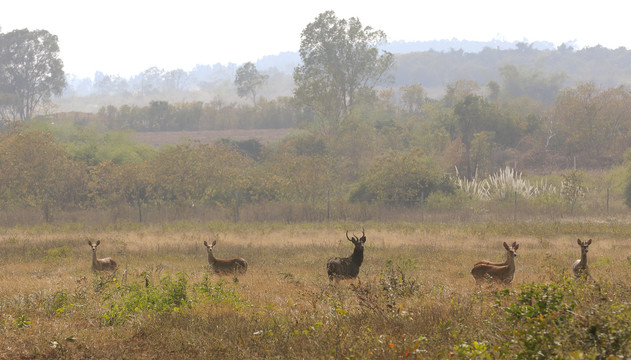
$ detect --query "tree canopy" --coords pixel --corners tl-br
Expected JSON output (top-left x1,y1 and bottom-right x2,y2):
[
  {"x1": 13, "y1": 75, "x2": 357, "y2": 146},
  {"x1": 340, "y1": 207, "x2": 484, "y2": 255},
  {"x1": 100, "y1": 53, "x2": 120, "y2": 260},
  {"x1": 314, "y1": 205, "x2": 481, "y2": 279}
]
[
  {"x1": 0, "y1": 29, "x2": 66, "y2": 120},
  {"x1": 235, "y1": 62, "x2": 268, "y2": 106},
  {"x1": 293, "y1": 10, "x2": 394, "y2": 140}
]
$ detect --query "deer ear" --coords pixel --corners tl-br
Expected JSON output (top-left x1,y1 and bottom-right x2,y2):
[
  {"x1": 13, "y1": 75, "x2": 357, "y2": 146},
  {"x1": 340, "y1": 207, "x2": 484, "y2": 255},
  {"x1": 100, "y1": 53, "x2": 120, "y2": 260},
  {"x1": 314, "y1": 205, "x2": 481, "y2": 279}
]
[
  {"x1": 513, "y1": 243, "x2": 519, "y2": 250},
  {"x1": 87, "y1": 240, "x2": 92, "y2": 246},
  {"x1": 212, "y1": 240, "x2": 217, "y2": 246},
  {"x1": 203, "y1": 241, "x2": 208, "y2": 246},
  {"x1": 503, "y1": 242, "x2": 509, "y2": 250},
  {"x1": 361, "y1": 237, "x2": 366, "y2": 244},
  {"x1": 96, "y1": 240, "x2": 101, "y2": 246},
  {"x1": 587, "y1": 239, "x2": 592, "y2": 245},
  {"x1": 577, "y1": 238, "x2": 582, "y2": 245}
]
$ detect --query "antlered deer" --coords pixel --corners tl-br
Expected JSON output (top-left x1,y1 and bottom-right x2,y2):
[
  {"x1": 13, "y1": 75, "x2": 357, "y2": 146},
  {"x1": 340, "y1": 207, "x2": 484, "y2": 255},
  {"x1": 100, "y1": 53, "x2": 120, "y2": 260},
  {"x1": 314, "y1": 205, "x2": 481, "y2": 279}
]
[
  {"x1": 327, "y1": 229, "x2": 366, "y2": 281},
  {"x1": 572, "y1": 238, "x2": 592, "y2": 279},
  {"x1": 471, "y1": 241, "x2": 519, "y2": 285},
  {"x1": 203, "y1": 240, "x2": 248, "y2": 275},
  {"x1": 87, "y1": 240, "x2": 117, "y2": 271}
]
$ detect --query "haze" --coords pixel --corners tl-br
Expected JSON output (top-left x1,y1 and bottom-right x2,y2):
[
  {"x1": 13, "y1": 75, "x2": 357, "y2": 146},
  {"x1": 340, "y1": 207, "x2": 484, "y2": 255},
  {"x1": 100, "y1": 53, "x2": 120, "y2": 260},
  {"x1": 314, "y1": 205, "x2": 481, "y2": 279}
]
[{"x1": 2, "y1": 0, "x2": 628, "y2": 78}]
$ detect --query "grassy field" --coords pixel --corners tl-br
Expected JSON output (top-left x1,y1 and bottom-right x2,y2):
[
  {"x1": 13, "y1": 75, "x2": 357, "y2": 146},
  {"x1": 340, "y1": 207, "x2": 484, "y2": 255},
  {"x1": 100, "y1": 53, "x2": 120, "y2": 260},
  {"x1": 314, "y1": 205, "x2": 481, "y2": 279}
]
[{"x1": 1, "y1": 222, "x2": 631, "y2": 359}]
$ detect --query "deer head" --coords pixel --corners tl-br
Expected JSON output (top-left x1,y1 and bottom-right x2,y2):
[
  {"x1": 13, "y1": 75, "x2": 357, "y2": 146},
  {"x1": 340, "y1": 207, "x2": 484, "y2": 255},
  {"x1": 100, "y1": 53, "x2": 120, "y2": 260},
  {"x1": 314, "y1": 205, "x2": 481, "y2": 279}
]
[
  {"x1": 87, "y1": 239, "x2": 101, "y2": 251},
  {"x1": 503, "y1": 241, "x2": 519, "y2": 256},
  {"x1": 577, "y1": 238, "x2": 592, "y2": 253},
  {"x1": 346, "y1": 228, "x2": 366, "y2": 249}
]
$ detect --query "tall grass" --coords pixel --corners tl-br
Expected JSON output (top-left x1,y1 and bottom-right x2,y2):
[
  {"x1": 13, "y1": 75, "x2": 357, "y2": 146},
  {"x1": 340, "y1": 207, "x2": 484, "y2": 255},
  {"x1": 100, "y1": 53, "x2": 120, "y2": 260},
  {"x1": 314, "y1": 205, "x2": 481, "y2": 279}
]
[
  {"x1": 456, "y1": 166, "x2": 558, "y2": 200},
  {"x1": 1, "y1": 223, "x2": 631, "y2": 358}
]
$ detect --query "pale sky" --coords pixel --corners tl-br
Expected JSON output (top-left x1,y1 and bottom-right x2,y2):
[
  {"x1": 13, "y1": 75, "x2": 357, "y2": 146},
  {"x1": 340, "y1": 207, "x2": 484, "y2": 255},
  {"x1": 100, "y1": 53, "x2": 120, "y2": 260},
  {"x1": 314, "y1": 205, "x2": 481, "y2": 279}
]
[{"x1": 2, "y1": 0, "x2": 628, "y2": 78}]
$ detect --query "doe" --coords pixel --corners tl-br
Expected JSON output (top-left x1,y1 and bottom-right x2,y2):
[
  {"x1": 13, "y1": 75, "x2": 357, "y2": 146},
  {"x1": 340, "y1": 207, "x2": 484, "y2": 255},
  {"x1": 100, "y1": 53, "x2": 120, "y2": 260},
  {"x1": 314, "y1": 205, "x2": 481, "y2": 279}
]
[
  {"x1": 572, "y1": 238, "x2": 592, "y2": 279},
  {"x1": 471, "y1": 241, "x2": 519, "y2": 285},
  {"x1": 203, "y1": 240, "x2": 248, "y2": 275},
  {"x1": 87, "y1": 239, "x2": 117, "y2": 271}
]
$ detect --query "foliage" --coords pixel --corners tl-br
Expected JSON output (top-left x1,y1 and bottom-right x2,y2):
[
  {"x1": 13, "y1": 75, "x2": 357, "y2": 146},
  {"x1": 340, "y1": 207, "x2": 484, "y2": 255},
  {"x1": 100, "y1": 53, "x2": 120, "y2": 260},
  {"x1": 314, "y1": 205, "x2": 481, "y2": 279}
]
[
  {"x1": 350, "y1": 148, "x2": 452, "y2": 205},
  {"x1": 0, "y1": 129, "x2": 84, "y2": 221},
  {"x1": 0, "y1": 28, "x2": 66, "y2": 120},
  {"x1": 192, "y1": 274, "x2": 248, "y2": 309},
  {"x1": 456, "y1": 166, "x2": 558, "y2": 201},
  {"x1": 554, "y1": 83, "x2": 631, "y2": 167},
  {"x1": 235, "y1": 62, "x2": 268, "y2": 106},
  {"x1": 293, "y1": 10, "x2": 394, "y2": 140},
  {"x1": 560, "y1": 169, "x2": 586, "y2": 212},
  {"x1": 101, "y1": 272, "x2": 189, "y2": 325}
]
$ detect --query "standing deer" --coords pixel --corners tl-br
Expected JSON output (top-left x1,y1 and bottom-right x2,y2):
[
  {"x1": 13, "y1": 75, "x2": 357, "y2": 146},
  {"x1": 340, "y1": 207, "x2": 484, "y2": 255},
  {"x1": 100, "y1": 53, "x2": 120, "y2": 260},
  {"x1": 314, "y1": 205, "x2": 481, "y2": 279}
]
[
  {"x1": 572, "y1": 238, "x2": 592, "y2": 279},
  {"x1": 471, "y1": 241, "x2": 519, "y2": 285},
  {"x1": 203, "y1": 240, "x2": 248, "y2": 275},
  {"x1": 327, "y1": 229, "x2": 366, "y2": 282},
  {"x1": 87, "y1": 240, "x2": 117, "y2": 271}
]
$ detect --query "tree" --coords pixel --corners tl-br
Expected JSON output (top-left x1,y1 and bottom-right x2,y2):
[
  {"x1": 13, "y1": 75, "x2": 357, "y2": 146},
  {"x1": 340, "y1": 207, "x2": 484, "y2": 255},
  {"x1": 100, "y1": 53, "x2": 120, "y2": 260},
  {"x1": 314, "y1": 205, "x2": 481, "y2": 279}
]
[
  {"x1": 234, "y1": 62, "x2": 268, "y2": 106},
  {"x1": 139, "y1": 67, "x2": 164, "y2": 95},
  {"x1": 553, "y1": 82, "x2": 631, "y2": 166},
  {"x1": 400, "y1": 84, "x2": 427, "y2": 113},
  {"x1": 164, "y1": 69, "x2": 189, "y2": 92},
  {"x1": 293, "y1": 10, "x2": 394, "y2": 140},
  {"x1": 349, "y1": 148, "x2": 453, "y2": 205},
  {"x1": 0, "y1": 29, "x2": 66, "y2": 120},
  {"x1": 0, "y1": 129, "x2": 84, "y2": 222},
  {"x1": 454, "y1": 95, "x2": 484, "y2": 180}
]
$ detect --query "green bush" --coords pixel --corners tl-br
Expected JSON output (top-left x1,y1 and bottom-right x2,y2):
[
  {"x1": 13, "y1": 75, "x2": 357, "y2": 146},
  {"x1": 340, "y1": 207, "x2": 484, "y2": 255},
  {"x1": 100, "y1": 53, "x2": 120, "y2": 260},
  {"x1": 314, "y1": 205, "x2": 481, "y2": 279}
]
[{"x1": 101, "y1": 272, "x2": 189, "y2": 325}]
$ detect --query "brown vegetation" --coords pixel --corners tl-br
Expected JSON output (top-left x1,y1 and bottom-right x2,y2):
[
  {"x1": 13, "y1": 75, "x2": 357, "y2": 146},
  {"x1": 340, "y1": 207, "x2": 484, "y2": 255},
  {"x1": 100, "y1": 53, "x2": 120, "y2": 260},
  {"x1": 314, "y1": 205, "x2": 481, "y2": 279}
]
[
  {"x1": 1, "y1": 223, "x2": 630, "y2": 358},
  {"x1": 134, "y1": 128, "x2": 293, "y2": 147}
]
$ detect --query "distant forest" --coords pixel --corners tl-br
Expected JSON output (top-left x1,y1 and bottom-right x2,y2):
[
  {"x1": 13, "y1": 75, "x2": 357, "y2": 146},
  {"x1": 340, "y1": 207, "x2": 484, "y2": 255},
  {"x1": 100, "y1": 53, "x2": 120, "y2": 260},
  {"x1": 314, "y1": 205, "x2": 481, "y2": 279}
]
[{"x1": 60, "y1": 40, "x2": 631, "y2": 110}]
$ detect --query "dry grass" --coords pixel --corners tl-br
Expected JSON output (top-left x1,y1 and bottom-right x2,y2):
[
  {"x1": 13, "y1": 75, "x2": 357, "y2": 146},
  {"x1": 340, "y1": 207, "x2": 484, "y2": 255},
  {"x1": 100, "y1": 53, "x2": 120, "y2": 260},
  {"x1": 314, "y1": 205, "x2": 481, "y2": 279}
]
[{"x1": 1, "y1": 223, "x2": 630, "y2": 358}]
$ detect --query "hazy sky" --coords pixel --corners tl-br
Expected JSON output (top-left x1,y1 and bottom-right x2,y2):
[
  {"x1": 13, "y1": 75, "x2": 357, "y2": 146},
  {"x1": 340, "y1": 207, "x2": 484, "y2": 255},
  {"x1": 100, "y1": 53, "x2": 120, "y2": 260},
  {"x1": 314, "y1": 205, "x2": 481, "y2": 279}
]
[{"x1": 2, "y1": 0, "x2": 628, "y2": 78}]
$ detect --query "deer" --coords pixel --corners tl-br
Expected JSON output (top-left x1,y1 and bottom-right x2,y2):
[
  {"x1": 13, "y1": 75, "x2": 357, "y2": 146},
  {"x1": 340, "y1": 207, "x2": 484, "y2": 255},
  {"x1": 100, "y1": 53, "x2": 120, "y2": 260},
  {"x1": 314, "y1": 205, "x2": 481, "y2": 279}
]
[
  {"x1": 203, "y1": 240, "x2": 248, "y2": 275},
  {"x1": 327, "y1": 229, "x2": 366, "y2": 282},
  {"x1": 471, "y1": 241, "x2": 518, "y2": 285},
  {"x1": 87, "y1": 239, "x2": 117, "y2": 271},
  {"x1": 572, "y1": 238, "x2": 592, "y2": 279}
]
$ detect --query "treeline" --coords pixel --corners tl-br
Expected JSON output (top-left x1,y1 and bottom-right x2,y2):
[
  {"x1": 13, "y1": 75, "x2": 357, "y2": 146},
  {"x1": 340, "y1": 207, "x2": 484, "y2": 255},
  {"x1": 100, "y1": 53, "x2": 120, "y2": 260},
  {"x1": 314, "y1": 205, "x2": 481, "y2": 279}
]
[
  {"x1": 94, "y1": 96, "x2": 304, "y2": 131},
  {"x1": 394, "y1": 43, "x2": 631, "y2": 92},
  {"x1": 7, "y1": 78, "x2": 631, "y2": 224},
  {"x1": 0, "y1": 124, "x2": 456, "y2": 223},
  {"x1": 62, "y1": 43, "x2": 631, "y2": 106},
  {"x1": 74, "y1": 79, "x2": 631, "y2": 171}
]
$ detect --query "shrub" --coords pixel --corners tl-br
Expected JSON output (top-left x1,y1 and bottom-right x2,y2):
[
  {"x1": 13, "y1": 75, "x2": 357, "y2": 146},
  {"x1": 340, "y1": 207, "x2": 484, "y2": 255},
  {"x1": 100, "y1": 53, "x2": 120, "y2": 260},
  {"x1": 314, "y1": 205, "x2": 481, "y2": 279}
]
[{"x1": 101, "y1": 272, "x2": 189, "y2": 325}]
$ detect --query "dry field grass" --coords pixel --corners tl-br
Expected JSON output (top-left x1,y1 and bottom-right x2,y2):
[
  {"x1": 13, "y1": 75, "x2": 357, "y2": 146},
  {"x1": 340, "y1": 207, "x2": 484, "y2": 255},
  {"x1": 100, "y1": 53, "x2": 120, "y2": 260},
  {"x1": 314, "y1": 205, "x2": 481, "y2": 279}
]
[{"x1": 1, "y1": 223, "x2": 630, "y2": 358}]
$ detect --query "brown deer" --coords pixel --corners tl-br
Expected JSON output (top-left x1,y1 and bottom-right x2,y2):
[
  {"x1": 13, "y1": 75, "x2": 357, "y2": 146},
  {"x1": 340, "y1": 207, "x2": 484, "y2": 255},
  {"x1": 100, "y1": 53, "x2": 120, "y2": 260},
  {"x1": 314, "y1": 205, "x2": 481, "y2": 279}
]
[
  {"x1": 471, "y1": 241, "x2": 518, "y2": 285},
  {"x1": 203, "y1": 240, "x2": 248, "y2": 275},
  {"x1": 327, "y1": 229, "x2": 366, "y2": 282},
  {"x1": 87, "y1": 240, "x2": 117, "y2": 271},
  {"x1": 572, "y1": 238, "x2": 592, "y2": 279}
]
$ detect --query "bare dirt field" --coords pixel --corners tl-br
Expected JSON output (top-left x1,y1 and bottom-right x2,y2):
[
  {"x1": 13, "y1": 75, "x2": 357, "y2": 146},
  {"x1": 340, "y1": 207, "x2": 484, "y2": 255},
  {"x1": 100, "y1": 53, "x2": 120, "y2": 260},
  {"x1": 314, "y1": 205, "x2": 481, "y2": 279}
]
[{"x1": 134, "y1": 128, "x2": 294, "y2": 147}]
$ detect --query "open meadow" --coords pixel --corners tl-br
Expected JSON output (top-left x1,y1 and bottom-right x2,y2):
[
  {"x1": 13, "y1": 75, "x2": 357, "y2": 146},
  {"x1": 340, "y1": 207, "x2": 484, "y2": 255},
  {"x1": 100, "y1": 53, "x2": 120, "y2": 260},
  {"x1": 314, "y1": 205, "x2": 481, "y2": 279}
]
[{"x1": 1, "y1": 222, "x2": 631, "y2": 359}]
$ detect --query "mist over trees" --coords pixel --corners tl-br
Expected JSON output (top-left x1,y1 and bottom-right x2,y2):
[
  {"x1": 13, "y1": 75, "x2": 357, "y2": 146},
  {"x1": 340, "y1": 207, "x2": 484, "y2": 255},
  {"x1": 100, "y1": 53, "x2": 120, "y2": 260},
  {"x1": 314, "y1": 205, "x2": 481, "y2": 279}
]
[{"x1": 4, "y1": 11, "x2": 631, "y2": 224}]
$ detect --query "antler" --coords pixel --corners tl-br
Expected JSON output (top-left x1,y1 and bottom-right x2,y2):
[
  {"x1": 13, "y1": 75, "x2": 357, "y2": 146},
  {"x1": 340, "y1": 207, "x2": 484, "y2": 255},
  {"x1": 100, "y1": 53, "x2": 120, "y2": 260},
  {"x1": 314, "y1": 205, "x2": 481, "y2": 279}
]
[{"x1": 346, "y1": 231, "x2": 352, "y2": 241}]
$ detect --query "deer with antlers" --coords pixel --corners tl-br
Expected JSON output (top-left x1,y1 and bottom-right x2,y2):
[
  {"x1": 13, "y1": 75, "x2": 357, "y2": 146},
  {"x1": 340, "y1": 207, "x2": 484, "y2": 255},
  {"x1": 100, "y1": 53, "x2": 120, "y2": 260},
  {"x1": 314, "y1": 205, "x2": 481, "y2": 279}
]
[
  {"x1": 471, "y1": 241, "x2": 519, "y2": 285},
  {"x1": 572, "y1": 238, "x2": 592, "y2": 279},
  {"x1": 327, "y1": 229, "x2": 366, "y2": 282},
  {"x1": 203, "y1": 240, "x2": 248, "y2": 275},
  {"x1": 87, "y1": 240, "x2": 117, "y2": 271}
]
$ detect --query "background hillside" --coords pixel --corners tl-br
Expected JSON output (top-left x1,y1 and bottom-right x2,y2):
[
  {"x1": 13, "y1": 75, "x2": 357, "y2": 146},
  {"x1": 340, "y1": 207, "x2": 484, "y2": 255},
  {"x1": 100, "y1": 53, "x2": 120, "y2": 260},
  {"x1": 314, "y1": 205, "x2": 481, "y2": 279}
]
[{"x1": 58, "y1": 39, "x2": 631, "y2": 112}]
